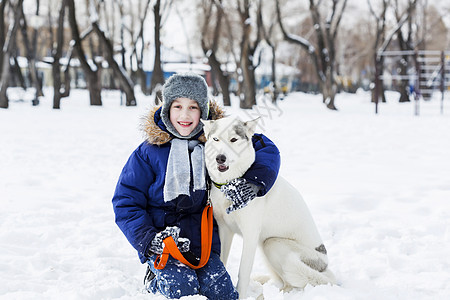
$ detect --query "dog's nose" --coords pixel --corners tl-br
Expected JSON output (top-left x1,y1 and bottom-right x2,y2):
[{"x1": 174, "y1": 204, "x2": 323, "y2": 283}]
[{"x1": 216, "y1": 154, "x2": 227, "y2": 164}]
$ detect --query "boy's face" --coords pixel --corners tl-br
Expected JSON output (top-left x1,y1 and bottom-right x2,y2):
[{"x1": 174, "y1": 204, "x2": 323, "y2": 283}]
[{"x1": 169, "y1": 98, "x2": 201, "y2": 137}]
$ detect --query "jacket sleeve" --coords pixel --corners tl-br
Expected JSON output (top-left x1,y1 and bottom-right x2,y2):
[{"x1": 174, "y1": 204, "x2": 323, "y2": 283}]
[
  {"x1": 112, "y1": 143, "x2": 158, "y2": 260},
  {"x1": 242, "y1": 133, "x2": 281, "y2": 196}
]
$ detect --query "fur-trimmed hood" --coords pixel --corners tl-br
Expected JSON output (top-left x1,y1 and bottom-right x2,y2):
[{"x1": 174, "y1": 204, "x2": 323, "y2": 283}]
[{"x1": 141, "y1": 100, "x2": 225, "y2": 146}]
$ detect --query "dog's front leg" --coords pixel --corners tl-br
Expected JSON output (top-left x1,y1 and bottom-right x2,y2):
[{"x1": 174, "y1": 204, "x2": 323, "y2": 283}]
[
  {"x1": 218, "y1": 225, "x2": 234, "y2": 266},
  {"x1": 236, "y1": 229, "x2": 259, "y2": 298}
]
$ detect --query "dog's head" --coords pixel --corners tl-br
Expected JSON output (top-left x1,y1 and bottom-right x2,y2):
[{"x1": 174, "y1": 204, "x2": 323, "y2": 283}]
[{"x1": 201, "y1": 117, "x2": 259, "y2": 184}]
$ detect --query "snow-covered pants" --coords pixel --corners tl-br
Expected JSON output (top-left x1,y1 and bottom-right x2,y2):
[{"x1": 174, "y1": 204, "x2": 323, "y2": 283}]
[{"x1": 146, "y1": 252, "x2": 238, "y2": 299}]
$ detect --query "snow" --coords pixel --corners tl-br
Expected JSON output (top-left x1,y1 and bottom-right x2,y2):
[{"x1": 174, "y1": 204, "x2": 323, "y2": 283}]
[{"x1": 1, "y1": 87, "x2": 450, "y2": 299}]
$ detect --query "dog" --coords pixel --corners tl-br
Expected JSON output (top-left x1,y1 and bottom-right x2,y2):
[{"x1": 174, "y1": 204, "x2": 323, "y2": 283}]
[{"x1": 201, "y1": 117, "x2": 336, "y2": 298}]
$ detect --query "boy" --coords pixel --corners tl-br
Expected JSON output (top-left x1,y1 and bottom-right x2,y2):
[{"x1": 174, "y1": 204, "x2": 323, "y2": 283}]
[{"x1": 112, "y1": 73, "x2": 280, "y2": 299}]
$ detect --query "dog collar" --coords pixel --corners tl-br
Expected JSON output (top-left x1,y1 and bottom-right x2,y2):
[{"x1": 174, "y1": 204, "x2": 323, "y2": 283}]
[
  {"x1": 211, "y1": 177, "x2": 244, "y2": 189},
  {"x1": 211, "y1": 180, "x2": 226, "y2": 189}
]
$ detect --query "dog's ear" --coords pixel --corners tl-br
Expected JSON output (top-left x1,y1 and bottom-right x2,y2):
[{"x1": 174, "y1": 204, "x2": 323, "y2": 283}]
[
  {"x1": 200, "y1": 119, "x2": 213, "y2": 138},
  {"x1": 244, "y1": 117, "x2": 259, "y2": 137}
]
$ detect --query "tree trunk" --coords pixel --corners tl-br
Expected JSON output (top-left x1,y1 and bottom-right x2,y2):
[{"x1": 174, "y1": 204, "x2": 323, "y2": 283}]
[
  {"x1": 66, "y1": 0, "x2": 102, "y2": 106},
  {"x1": 19, "y1": 2, "x2": 44, "y2": 102},
  {"x1": 150, "y1": 0, "x2": 165, "y2": 104},
  {"x1": 368, "y1": 0, "x2": 388, "y2": 104},
  {"x1": 321, "y1": 73, "x2": 338, "y2": 110},
  {"x1": 240, "y1": 53, "x2": 256, "y2": 109},
  {"x1": 372, "y1": 56, "x2": 387, "y2": 103},
  {"x1": 0, "y1": 0, "x2": 7, "y2": 75},
  {"x1": 371, "y1": 85, "x2": 387, "y2": 103},
  {"x1": 324, "y1": 69, "x2": 338, "y2": 110},
  {"x1": 118, "y1": 1, "x2": 126, "y2": 74},
  {"x1": 52, "y1": 0, "x2": 70, "y2": 109},
  {"x1": 85, "y1": 73, "x2": 102, "y2": 105},
  {"x1": 395, "y1": 0, "x2": 416, "y2": 103},
  {"x1": 12, "y1": 54, "x2": 26, "y2": 89},
  {"x1": 0, "y1": 0, "x2": 23, "y2": 108},
  {"x1": 0, "y1": 53, "x2": 11, "y2": 108},
  {"x1": 52, "y1": 62, "x2": 63, "y2": 109},
  {"x1": 129, "y1": 0, "x2": 152, "y2": 95},
  {"x1": 238, "y1": 0, "x2": 258, "y2": 109},
  {"x1": 52, "y1": 72, "x2": 62, "y2": 108},
  {"x1": 208, "y1": 52, "x2": 231, "y2": 106},
  {"x1": 396, "y1": 32, "x2": 412, "y2": 103},
  {"x1": 257, "y1": 0, "x2": 278, "y2": 103},
  {"x1": 92, "y1": 22, "x2": 136, "y2": 106},
  {"x1": 137, "y1": 66, "x2": 149, "y2": 95},
  {"x1": 200, "y1": 0, "x2": 231, "y2": 106},
  {"x1": 269, "y1": 45, "x2": 278, "y2": 103},
  {"x1": 137, "y1": 31, "x2": 149, "y2": 95},
  {"x1": 398, "y1": 55, "x2": 410, "y2": 103}
]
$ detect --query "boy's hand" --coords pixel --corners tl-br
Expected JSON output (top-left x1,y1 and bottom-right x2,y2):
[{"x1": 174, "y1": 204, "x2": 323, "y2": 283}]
[
  {"x1": 220, "y1": 178, "x2": 259, "y2": 214},
  {"x1": 148, "y1": 226, "x2": 190, "y2": 255}
]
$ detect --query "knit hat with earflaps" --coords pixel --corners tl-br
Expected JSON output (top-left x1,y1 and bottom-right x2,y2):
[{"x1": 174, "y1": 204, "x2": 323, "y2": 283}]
[{"x1": 160, "y1": 73, "x2": 210, "y2": 139}]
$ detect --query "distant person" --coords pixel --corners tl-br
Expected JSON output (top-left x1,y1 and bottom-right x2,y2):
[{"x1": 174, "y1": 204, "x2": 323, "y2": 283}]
[{"x1": 112, "y1": 73, "x2": 280, "y2": 299}]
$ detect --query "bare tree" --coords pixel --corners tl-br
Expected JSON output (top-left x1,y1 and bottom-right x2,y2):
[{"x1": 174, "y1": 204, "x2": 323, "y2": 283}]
[
  {"x1": 368, "y1": 0, "x2": 389, "y2": 103},
  {"x1": 91, "y1": 20, "x2": 137, "y2": 106},
  {"x1": 415, "y1": 0, "x2": 434, "y2": 100},
  {"x1": 394, "y1": 0, "x2": 417, "y2": 102},
  {"x1": 67, "y1": 0, "x2": 102, "y2": 106},
  {"x1": 82, "y1": 0, "x2": 137, "y2": 106},
  {"x1": 236, "y1": 0, "x2": 262, "y2": 109},
  {"x1": 150, "y1": 0, "x2": 173, "y2": 104},
  {"x1": 0, "y1": 0, "x2": 23, "y2": 109},
  {"x1": 117, "y1": 0, "x2": 126, "y2": 76},
  {"x1": 50, "y1": 0, "x2": 71, "y2": 109},
  {"x1": 368, "y1": 0, "x2": 419, "y2": 105},
  {"x1": 11, "y1": 52, "x2": 25, "y2": 89},
  {"x1": 200, "y1": 0, "x2": 231, "y2": 106},
  {"x1": 86, "y1": 0, "x2": 101, "y2": 64},
  {"x1": 257, "y1": 0, "x2": 279, "y2": 103},
  {"x1": 0, "y1": 0, "x2": 7, "y2": 76},
  {"x1": 277, "y1": 0, "x2": 348, "y2": 110},
  {"x1": 18, "y1": 0, "x2": 44, "y2": 104},
  {"x1": 130, "y1": 0, "x2": 152, "y2": 95}
]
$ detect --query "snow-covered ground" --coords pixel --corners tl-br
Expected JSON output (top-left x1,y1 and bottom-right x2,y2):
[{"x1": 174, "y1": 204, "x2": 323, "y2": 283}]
[{"x1": 1, "y1": 88, "x2": 449, "y2": 299}]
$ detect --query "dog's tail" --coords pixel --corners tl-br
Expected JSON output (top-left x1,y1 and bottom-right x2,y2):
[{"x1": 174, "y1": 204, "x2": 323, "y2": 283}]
[{"x1": 262, "y1": 238, "x2": 336, "y2": 289}]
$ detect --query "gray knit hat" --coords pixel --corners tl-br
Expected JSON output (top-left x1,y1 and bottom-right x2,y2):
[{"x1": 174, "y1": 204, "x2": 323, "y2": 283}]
[{"x1": 161, "y1": 73, "x2": 209, "y2": 139}]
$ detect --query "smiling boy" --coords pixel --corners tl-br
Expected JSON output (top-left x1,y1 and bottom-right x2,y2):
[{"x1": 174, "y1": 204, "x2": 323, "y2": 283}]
[{"x1": 112, "y1": 73, "x2": 280, "y2": 299}]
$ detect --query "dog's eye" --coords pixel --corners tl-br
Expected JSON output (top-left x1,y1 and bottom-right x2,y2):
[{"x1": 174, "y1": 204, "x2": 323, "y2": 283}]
[
  {"x1": 230, "y1": 138, "x2": 238, "y2": 143},
  {"x1": 213, "y1": 137, "x2": 219, "y2": 142}
]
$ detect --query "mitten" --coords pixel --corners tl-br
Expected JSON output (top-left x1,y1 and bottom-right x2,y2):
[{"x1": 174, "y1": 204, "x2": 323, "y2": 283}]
[
  {"x1": 220, "y1": 178, "x2": 260, "y2": 214},
  {"x1": 148, "y1": 226, "x2": 190, "y2": 255}
]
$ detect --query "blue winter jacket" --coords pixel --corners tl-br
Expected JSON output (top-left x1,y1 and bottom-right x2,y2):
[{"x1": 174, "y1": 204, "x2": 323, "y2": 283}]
[{"x1": 112, "y1": 103, "x2": 281, "y2": 263}]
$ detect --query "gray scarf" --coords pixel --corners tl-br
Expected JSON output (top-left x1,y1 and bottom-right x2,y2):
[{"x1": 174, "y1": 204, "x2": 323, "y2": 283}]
[{"x1": 163, "y1": 139, "x2": 206, "y2": 202}]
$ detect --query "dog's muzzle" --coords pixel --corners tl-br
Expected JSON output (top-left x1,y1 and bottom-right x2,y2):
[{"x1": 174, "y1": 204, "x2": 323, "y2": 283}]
[{"x1": 216, "y1": 154, "x2": 229, "y2": 172}]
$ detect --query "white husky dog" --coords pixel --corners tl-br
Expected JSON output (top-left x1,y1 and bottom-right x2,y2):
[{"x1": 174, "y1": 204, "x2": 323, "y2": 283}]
[{"x1": 201, "y1": 117, "x2": 335, "y2": 298}]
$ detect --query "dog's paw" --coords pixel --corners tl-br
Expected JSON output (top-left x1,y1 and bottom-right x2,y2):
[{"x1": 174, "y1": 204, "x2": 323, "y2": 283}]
[{"x1": 253, "y1": 274, "x2": 271, "y2": 285}]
